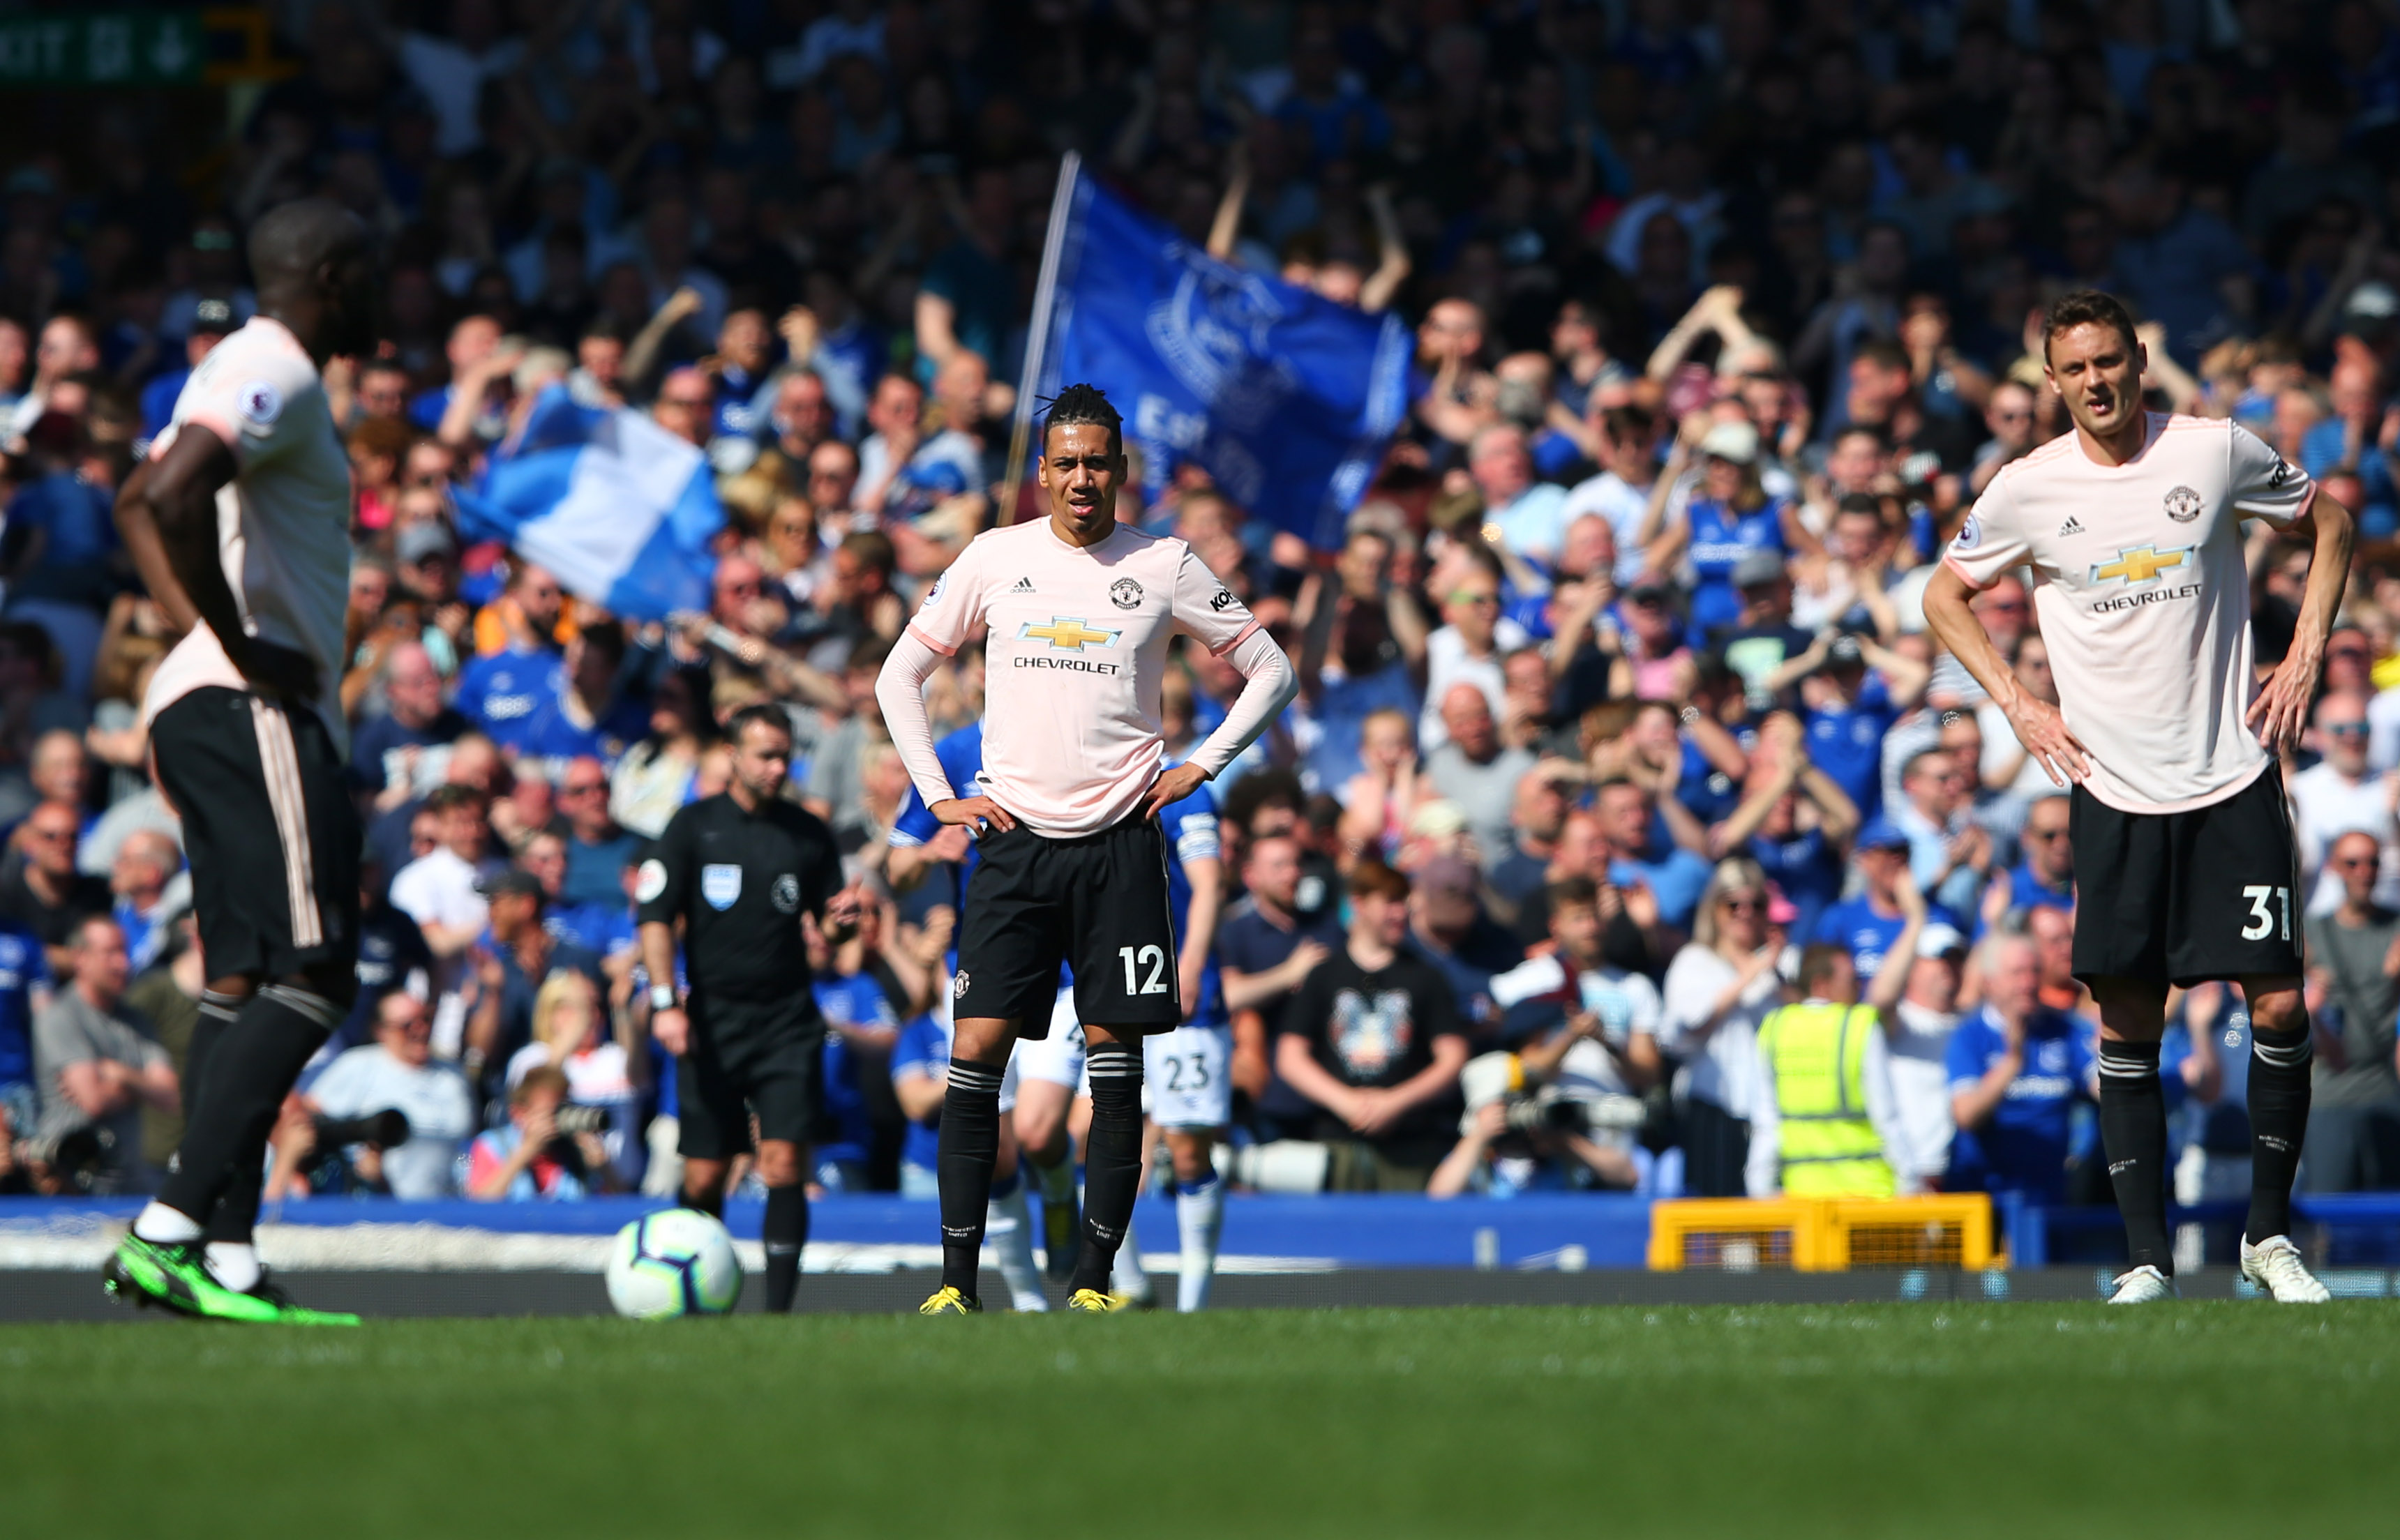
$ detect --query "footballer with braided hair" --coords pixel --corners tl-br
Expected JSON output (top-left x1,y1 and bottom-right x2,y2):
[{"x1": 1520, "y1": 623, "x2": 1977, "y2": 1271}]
[{"x1": 878, "y1": 384, "x2": 1297, "y2": 1314}]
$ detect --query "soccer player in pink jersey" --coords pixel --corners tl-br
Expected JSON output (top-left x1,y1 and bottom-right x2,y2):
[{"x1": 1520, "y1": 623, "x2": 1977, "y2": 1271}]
[
  {"x1": 103, "y1": 201, "x2": 377, "y2": 1324},
  {"x1": 1925, "y1": 290, "x2": 2351, "y2": 1304},
  {"x1": 877, "y1": 385, "x2": 1297, "y2": 1313}
]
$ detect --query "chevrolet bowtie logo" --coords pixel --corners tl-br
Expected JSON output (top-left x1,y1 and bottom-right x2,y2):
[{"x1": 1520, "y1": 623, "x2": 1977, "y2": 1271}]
[
  {"x1": 2092, "y1": 545, "x2": 2191, "y2": 584},
  {"x1": 1019, "y1": 617, "x2": 1121, "y2": 651}
]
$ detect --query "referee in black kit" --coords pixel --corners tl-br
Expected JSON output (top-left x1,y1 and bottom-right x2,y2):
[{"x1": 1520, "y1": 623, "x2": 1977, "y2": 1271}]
[{"x1": 638, "y1": 703, "x2": 860, "y2": 1312}]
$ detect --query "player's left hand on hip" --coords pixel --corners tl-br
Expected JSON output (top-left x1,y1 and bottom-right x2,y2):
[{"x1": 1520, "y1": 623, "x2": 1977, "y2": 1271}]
[
  {"x1": 1142, "y1": 762, "x2": 1209, "y2": 819},
  {"x1": 2247, "y1": 654, "x2": 2316, "y2": 753}
]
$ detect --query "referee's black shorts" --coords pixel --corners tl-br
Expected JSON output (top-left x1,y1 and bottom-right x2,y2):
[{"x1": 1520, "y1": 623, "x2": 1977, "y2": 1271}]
[
  {"x1": 676, "y1": 992, "x2": 823, "y2": 1160},
  {"x1": 955, "y1": 814, "x2": 1182, "y2": 1034},
  {"x1": 2070, "y1": 764, "x2": 2304, "y2": 988},
  {"x1": 151, "y1": 687, "x2": 360, "y2": 981}
]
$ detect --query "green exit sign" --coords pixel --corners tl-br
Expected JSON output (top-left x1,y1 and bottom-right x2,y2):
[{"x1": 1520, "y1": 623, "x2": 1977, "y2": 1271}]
[{"x1": 0, "y1": 11, "x2": 204, "y2": 87}]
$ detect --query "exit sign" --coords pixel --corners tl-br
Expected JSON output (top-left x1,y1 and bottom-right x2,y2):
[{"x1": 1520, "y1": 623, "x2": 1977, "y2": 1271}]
[{"x1": 0, "y1": 11, "x2": 204, "y2": 87}]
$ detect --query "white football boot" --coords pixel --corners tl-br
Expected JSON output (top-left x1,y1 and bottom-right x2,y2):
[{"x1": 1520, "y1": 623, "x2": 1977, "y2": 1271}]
[
  {"x1": 2106, "y1": 1264, "x2": 2177, "y2": 1304},
  {"x1": 2240, "y1": 1235, "x2": 2332, "y2": 1302}
]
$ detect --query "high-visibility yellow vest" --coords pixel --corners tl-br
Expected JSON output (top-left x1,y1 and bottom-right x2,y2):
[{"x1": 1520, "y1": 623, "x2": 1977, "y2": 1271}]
[{"x1": 1757, "y1": 1000, "x2": 1895, "y2": 1198}]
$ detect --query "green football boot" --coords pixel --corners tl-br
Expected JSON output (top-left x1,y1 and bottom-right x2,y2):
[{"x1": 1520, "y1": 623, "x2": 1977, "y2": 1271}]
[{"x1": 102, "y1": 1234, "x2": 284, "y2": 1324}]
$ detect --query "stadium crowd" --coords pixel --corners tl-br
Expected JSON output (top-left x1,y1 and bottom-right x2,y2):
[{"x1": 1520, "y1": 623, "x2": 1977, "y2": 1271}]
[{"x1": 5, "y1": 0, "x2": 2400, "y2": 1228}]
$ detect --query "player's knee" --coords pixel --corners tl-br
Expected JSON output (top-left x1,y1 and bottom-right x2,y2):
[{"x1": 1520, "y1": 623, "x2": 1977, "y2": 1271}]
[
  {"x1": 2245, "y1": 983, "x2": 2307, "y2": 1036},
  {"x1": 753, "y1": 1141, "x2": 804, "y2": 1188},
  {"x1": 682, "y1": 1158, "x2": 729, "y2": 1202},
  {"x1": 1166, "y1": 1135, "x2": 1215, "y2": 1184}
]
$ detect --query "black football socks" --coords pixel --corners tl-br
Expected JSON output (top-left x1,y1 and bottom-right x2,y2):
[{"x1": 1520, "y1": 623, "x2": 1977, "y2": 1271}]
[
  {"x1": 763, "y1": 1182, "x2": 809, "y2": 1312},
  {"x1": 2097, "y1": 1037, "x2": 2173, "y2": 1273},
  {"x1": 1071, "y1": 1043, "x2": 1144, "y2": 1296},
  {"x1": 936, "y1": 1059, "x2": 1007, "y2": 1297},
  {"x1": 151, "y1": 985, "x2": 337, "y2": 1239},
  {"x1": 2246, "y1": 1022, "x2": 2314, "y2": 1244}
]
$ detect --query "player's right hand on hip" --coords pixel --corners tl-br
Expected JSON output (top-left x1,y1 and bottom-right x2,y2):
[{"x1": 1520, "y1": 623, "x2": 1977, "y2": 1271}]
[{"x1": 931, "y1": 795, "x2": 1015, "y2": 833}]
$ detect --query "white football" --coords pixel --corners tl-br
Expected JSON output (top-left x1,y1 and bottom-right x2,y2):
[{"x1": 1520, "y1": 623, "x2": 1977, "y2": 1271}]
[{"x1": 606, "y1": 1208, "x2": 744, "y2": 1318}]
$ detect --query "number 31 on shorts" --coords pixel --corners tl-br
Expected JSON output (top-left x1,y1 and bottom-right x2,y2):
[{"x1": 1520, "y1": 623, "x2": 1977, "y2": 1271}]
[{"x1": 2240, "y1": 884, "x2": 2291, "y2": 942}]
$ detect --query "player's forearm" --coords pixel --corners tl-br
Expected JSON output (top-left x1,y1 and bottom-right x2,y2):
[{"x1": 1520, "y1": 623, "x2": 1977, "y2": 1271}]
[
  {"x1": 1921, "y1": 565, "x2": 2023, "y2": 714},
  {"x1": 1187, "y1": 631, "x2": 1297, "y2": 779},
  {"x1": 110, "y1": 462, "x2": 202, "y2": 634},
  {"x1": 873, "y1": 631, "x2": 954, "y2": 810},
  {"x1": 2291, "y1": 490, "x2": 2357, "y2": 656}
]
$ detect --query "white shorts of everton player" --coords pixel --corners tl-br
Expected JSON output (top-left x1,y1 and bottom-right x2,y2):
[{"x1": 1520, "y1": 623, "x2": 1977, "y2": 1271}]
[
  {"x1": 1013, "y1": 986, "x2": 1089, "y2": 1091},
  {"x1": 1143, "y1": 1023, "x2": 1233, "y2": 1131}
]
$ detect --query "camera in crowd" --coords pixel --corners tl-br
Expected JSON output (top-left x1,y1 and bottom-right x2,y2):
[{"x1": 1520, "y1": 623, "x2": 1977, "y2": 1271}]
[
  {"x1": 1460, "y1": 1052, "x2": 1645, "y2": 1141},
  {"x1": 313, "y1": 1109, "x2": 412, "y2": 1151},
  {"x1": 550, "y1": 1105, "x2": 610, "y2": 1138}
]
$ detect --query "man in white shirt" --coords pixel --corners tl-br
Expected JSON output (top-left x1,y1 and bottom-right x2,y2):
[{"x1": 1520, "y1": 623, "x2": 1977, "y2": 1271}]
[
  {"x1": 387, "y1": 785, "x2": 502, "y2": 1057},
  {"x1": 1471, "y1": 424, "x2": 1571, "y2": 564},
  {"x1": 1559, "y1": 402, "x2": 1664, "y2": 584},
  {"x1": 1884, "y1": 923, "x2": 1968, "y2": 1191},
  {"x1": 303, "y1": 991, "x2": 474, "y2": 1200},
  {"x1": 2290, "y1": 691, "x2": 2398, "y2": 914},
  {"x1": 1418, "y1": 559, "x2": 1528, "y2": 751}
]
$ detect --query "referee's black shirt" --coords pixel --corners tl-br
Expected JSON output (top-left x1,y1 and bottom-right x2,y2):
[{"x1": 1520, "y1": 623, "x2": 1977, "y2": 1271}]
[{"x1": 635, "y1": 792, "x2": 846, "y2": 1002}]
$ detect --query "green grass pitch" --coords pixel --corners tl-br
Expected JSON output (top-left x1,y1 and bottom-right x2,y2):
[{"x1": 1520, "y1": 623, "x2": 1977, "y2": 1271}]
[{"x1": 6, "y1": 1302, "x2": 2397, "y2": 1537}]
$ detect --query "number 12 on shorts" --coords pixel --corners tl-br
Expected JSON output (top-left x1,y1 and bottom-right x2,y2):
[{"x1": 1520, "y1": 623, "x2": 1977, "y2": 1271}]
[
  {"x1": 1119, "y1": 944, "x2": 1170, "y2": 994},
  {"x1": 2240, "y1": 884, "x2": 2291, "y2": 942}
]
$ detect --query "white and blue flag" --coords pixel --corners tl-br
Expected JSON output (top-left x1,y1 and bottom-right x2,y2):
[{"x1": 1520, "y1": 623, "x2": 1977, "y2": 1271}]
[
  {"x1": 1033, "y1": 165, "x2": 1416, "y2": 550},
  {"x1": 453, "y1": 386, "x2": 723, "y2": 621}
]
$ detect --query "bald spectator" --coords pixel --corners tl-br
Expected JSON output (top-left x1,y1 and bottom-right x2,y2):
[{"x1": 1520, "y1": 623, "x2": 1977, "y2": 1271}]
[
  {"x1": 0, "y1": 799, "x2": 113, "y2": 976},
  {"x1": 108, "y1": 831, "x2": 183, "y2": 974},
  {"x1": 1592, "y1": 778, "x2": 1714, "y2": 931},
  {"x1": 28, "y1": 916, "x2": 173, "y2": 1195},
  {"x1": 1426, "y1": 685, "x2": 1537, "y2": 870},
  {"x1": 1471, "y1": 423, "x2": 1572, "y2": 564},
  {"x1": 651, "y1": 363, "x2": 715, "y2": 448},
  {"x1": 348, "y1": 641, "x2": 472, "y2": 805},
  {"x1": 555, "y1": 756, "x2": 640, "y2": 912},
  {"x1": 1419, "y1": 554, "x2": 1527, "y2": 752}
]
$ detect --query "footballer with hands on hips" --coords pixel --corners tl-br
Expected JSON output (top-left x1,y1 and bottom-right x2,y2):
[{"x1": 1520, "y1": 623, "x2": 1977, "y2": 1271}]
[
  {"x1": 876, "y1": 384, "x2": 1298, "y2": 1315},
  {"x1": 637, "y1": 702, "x2": 865, "y2": 1313},
  {"x1": 105, "y1": 200, "x2": 377, "y2": 1326},
  {"x1": 1923, "y1": 289, "x2": 2350, "y2": 1306}
]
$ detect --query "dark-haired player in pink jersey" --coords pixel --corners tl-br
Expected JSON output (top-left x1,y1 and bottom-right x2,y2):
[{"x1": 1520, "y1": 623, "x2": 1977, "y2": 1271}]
[
  {"x1": 878, "y1": 385, "x2": 1296, "y2": 1313},
  {"x1": 1926, "y1": 289, "x2": 2350, "y2": 1305}
]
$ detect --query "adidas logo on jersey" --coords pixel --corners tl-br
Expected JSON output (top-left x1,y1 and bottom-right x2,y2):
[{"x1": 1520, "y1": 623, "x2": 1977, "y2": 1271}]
[
  {"x1": 2058, "y1": 516, "x2": 2085, "y2": 536},
  {"x1": 1010, "y1": 576, "x2": 1035, "y2": 593}
]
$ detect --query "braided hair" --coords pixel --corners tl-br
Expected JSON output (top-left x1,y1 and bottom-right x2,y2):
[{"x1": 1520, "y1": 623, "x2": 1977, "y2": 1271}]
[{"x1": 1041, "y1": 382, "x2": 1124, "y2": 455}]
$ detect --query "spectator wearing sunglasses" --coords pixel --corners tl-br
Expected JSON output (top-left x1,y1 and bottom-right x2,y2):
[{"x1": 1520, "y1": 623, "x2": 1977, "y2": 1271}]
[
  {"x1": 2300, "y1": 830, "x2": 2400, "y2": 1192},
  {"x1": 1988, "y1": 792, "x2": 2076, "y2": 928},
  {"x1": 2291, "y1": 693, "x2": 2398, "y2": 916}
]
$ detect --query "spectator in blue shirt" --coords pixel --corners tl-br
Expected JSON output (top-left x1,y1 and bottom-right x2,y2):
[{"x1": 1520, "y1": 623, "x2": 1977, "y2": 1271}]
[
  {"x1": 1985, "y1": 792, "x2": 2075, "y2": 930},
  {"x1": 1946, "y1": 934, "x2": 2095, "y2": 1204},
  {"x1": 454, "y1": 564, "x2": 567, "y2": 749},
  {"x1": 813, "y1": 958, "x2": 897, "y2": 1193},
  {"x1": 515, "y1": 622, "x2": 652, "y2": 782},
  {"x1": 1593, "y1": 778, "x2": 1713, "y2": 930},
  {"x1": 0, "y1": 912, "x2": 49, "y2": 1182},
  {"x1": 1813, "y1": 820, "x2": 1961, "y2": 981},
  {"x1": 347, "y1": 641, "x2": 472, "y2": 800},
  {"x1": 553, "y1": 757, "x2": 643, "y2": 915},
  {"x1": 1296, "y1": 581, "x2": 1425, "y2": 795},
  {"x1": 137, "y1": 298, "x2": 234, "y2": 439},
  {"x1": 1711, "y1": 712, "x2": 1859, "y2": 942},
  {"x1": 889, "y1": 1011, "x2": 952, "y2": 1197},
  {"x1": 1789, "y1": 632, "x2": 1926, "y2": 821}
]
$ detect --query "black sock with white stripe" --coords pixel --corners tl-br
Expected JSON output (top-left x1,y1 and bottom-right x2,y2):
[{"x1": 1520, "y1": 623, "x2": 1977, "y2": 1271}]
[
  {"x1": 155, "y1": 986, "x2": 338, "y2": 1232},
  {"x1": 2246, "y1": 1023, "x2": 2313, "y2": 1245},
  {"x1": 1071, "y1": 1042, "x2": 1144, "y2": 1296},
  {"x1": 936, "y1": 1059, "x2": 1007, "y2": 1297},
  {"x1": 2097, "y1": 1038, "x2": 2173, "y2": 1273},
  {"x1": 763, "y1": 1183, "x2": 809, "y2": 1312}
]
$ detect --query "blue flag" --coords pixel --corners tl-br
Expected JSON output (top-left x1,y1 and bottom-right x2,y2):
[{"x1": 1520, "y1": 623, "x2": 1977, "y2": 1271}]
[
  {"x1": 1035, "y1": 167, "x2": 1414, "y2": 550},
  {"x1": 451, "y1": 386, "x2": 723, "y2": 621}
]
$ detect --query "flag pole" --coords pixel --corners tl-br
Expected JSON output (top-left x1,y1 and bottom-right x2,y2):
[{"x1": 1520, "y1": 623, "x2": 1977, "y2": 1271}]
[{"x1": 1001, "y1": 150, "x2": 1081, "y2": 526}]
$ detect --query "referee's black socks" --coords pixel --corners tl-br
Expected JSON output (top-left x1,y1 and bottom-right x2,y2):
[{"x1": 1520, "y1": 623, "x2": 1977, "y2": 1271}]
[
  {"x1": 2246, "y1": 1020, "x2": 2314, "y2": 1244},
  {"x1": 763, "y1": 1184, "x2": 809, "y2": 1313},
  {"x1": 2097, "y1": 1038, "x2": 2173, "y2": 1272},
  {"x1": 936, "y1": 1059, "x2": 1007, "y2": 1297},
  {"x1": 1071, "y1": 1042, "x2": 1143, "y2": 1297}
]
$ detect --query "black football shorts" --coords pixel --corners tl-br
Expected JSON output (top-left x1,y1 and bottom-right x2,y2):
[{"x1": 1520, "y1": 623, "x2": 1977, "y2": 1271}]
[
  {"x1": 151, "y1": 687, "x2": 361, "y2": 981},
  {"x1": 954, "y1": 814, "x2": 1182, "y2": 1034},
  {"x1": 2070, "y1": 764, "x2": 2305, "y2": 987},
  {"x1": 676, "y1": 991, "x2": 823, "y2": 1159}
]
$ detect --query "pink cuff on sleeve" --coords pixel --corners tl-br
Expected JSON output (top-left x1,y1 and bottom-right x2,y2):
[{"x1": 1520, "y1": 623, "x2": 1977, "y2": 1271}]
[
  {"x1": 1208, "y1": 618, "x2": 1263, "y2": 658},
  {"x1": 904, "y1": 621, "x2": 958, "y2": 658}
]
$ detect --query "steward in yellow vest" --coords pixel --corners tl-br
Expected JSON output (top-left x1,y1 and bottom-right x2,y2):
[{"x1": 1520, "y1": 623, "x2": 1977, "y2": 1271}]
[{"x1": 1747, "y1": 907, "x2": 1923, "y2": 1197}]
